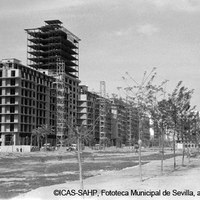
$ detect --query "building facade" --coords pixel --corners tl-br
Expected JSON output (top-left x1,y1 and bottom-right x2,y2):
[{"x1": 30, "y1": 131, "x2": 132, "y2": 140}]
[
  {"x1": 78, "y1": 85, "x2": 100, "y2": 145},
  {"x1": 25, "y1": 20, "x2": 81, "y2": 143},
  {"x1": 0, "y1": 58, "x2": 56, "y2": 147},
  {"x1": 77, "y1": 85, "x2": 112, "y2": 146},
  {"x1": 110, "y1": 97, "x2": 140, "y2": 147}
]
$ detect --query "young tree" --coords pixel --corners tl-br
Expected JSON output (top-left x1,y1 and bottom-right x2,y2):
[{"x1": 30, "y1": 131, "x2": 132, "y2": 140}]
[
  {"x1": 65, "y1": 116, "x2": 100, "y2": 190},
  {"x1": 150, "y1": 99, "x2": 171, "y2": 173},
  {"x1": 168, "y1": 81, "x2": 195, "y2": 169},
  {"x1": 123, "y1": 68, "x2": 167, "y2": 179}
]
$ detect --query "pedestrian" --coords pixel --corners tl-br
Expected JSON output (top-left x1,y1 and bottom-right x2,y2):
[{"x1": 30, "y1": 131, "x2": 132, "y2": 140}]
[{"x1": 134, "y1": 144, "x2": 139, "y2": 153}]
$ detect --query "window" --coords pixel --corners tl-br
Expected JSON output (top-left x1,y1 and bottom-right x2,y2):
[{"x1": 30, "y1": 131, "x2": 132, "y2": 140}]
[
  {"x1": 11, "y1": 71, "x2": 15, "y2": 77},
  {"x1": 21, "y1": 124, "x2": 23, "y2": 132},
  {"x1": 10, "y1": 115, "x2": 14, "y2": 122},
  {"x1": 24, "y1": 125, "x2": 27, "y2": 132},
  {"x1": 10, "y1": 88, "x2": 15, "y2": 95},
  {"x1": 10, "y1": 79, "x2": 15, "y2": 86},
  {"x1": 10, "y1": 97, "x2": 15, "y2": 104},
  {"x1": 5, "y1": 134, "x2": 13, "y2": 145},
  {"x1": 10, "y1": 106, "x2": 15, "y2": 113},
  {"x1": 0, "y1": 71, "x2": 2, "y2": 77},
  {"x1": 10, "y1": 124, "x2": 14, "y2": 131}
]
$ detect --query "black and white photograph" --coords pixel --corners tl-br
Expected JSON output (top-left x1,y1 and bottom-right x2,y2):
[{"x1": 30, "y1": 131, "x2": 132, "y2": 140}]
[{"x1": 0, "y1": 0, "x2": 200, "y2": 199}]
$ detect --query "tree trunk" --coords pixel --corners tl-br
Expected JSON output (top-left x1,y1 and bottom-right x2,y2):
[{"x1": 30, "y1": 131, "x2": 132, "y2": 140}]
[
  {"x1": 37, "y1": 135, "x2": 40, "y2": 148},
  {"x1": 30, "y1": 135, "x2": 32, "y2": 146},
  {"x1": 45, "y1": 135, "x2": 48, "y2": 151},
  {"x1": 138, "y1": 119, "x2": 142, "y2": 182},
  {"x1": 161, "y1": 128, "x2": 164, "y2": 174},
  {"x1": 182, "y1": 142, "x2": 185, "y2": 166},
  {"x1": 173, "y1": 132, "x2": 176, "y2": 170},
  {"x1": 138, "y1": 140, "x2": 142, "y2": 181},
  {"x1": 30, "y1": 135, "x2": 33, "y2": 151},
  {"x1": 40, "y1": 138, "x2": 43, "y2": 149},
  {"x1": 77, "y1": 136, "x2": 83, "y2": 190},
  {"x1": 181, "y1": 118, "x2": 185, "y2": 166}
]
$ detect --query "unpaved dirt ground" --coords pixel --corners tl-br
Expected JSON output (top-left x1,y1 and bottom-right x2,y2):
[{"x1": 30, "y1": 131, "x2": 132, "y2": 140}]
[
  {"x1": 0, "y1": 147, "x2": 178, "y2": 199},
  {"x1": 15, "y1": 154, "x2": 200, "y2": 200}
]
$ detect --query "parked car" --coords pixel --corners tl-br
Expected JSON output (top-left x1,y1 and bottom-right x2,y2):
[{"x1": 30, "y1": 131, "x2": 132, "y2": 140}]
[
  {"x1": 71, "y1": 144, "x2": 77, "y2": 151},
  {"x1": 41, "y1": 143, "x2": 55, "y2": 151},
  {"x1": 64, "y1": 144, "x2": 77, "y2": 151}
]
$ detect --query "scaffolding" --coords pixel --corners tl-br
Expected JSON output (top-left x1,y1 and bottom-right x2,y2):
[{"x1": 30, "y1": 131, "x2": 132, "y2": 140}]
[
  {"x1": 99, "y1": 81, "x2": 106, "y2": 144},
  {"x1": 53, "y1": 57, "x2": 66, "y2": 143},
  {"x1": 25, "y1": 20, "x2": 80, "y2": 78},
  {"x1": 25, "y1": 20, "x2": 81, "y2": 145}
]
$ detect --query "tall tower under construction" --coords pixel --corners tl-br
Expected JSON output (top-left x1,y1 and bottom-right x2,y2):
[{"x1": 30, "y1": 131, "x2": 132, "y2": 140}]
[{"x1": 25, "y1": 20, "x2": 81, "y2": 143}]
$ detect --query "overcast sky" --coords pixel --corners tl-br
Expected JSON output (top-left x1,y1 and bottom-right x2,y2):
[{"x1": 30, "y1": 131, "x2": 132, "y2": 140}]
[{"x1": 0, "y1": 0, "x2": 200, "y2": 109}]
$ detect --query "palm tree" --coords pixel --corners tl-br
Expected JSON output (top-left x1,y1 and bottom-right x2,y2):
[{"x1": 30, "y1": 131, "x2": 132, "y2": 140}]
[
  {"x1": 40, "y1": 124, "x2": 54, "y2": 150},
  {"x1": 31, "y1": 128, "x2": 40, "y2": 148}
]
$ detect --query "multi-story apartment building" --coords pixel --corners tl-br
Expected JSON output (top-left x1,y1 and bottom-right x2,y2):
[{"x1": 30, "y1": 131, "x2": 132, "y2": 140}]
[
  {"x1": 0, "y1": 58, "x2": 56, "y2": 149},
  {"x1": 176, "y1": 111, "x2": 200, "y2": 146},
  {"x1": 25, "y1": 20, "x2": 80, "y2": 143},
  {"x1": 111, "y1": 98, "x2": 127, "y2": 147},
  {"x1": 110, "y1": 98, "x2": 140, "y2": 147},
  {"x1": 78, "y1": 85, "x2": 100, "y2": 145},
  {"x1": 78, "y1": 85, "x2": 112, "y2": 146},
  {"x1": 140, "y1": 115, "x2": 150, "y2": 146},
  {"x1": 126, "y1": 106, "x2": 139, "y2": 146}
]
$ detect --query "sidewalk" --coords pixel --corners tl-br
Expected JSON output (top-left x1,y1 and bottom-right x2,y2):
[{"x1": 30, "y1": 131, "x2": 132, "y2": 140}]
[{"x1": 13, "y1": 155, "x2": 200, "y2": 200}]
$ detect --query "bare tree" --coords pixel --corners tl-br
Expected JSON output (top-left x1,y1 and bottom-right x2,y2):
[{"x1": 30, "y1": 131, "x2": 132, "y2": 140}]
[
  {"x1": 65, "y1": 116, "x2": 101, "y2": 190},
  {"x1": 123, "y1": 68, "x2": 167, "y2": 180}
]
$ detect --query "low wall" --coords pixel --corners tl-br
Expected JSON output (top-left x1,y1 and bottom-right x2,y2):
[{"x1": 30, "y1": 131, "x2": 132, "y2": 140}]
[{"x1": 0, "y1": 145, "x2": 31, "y2": 152}]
